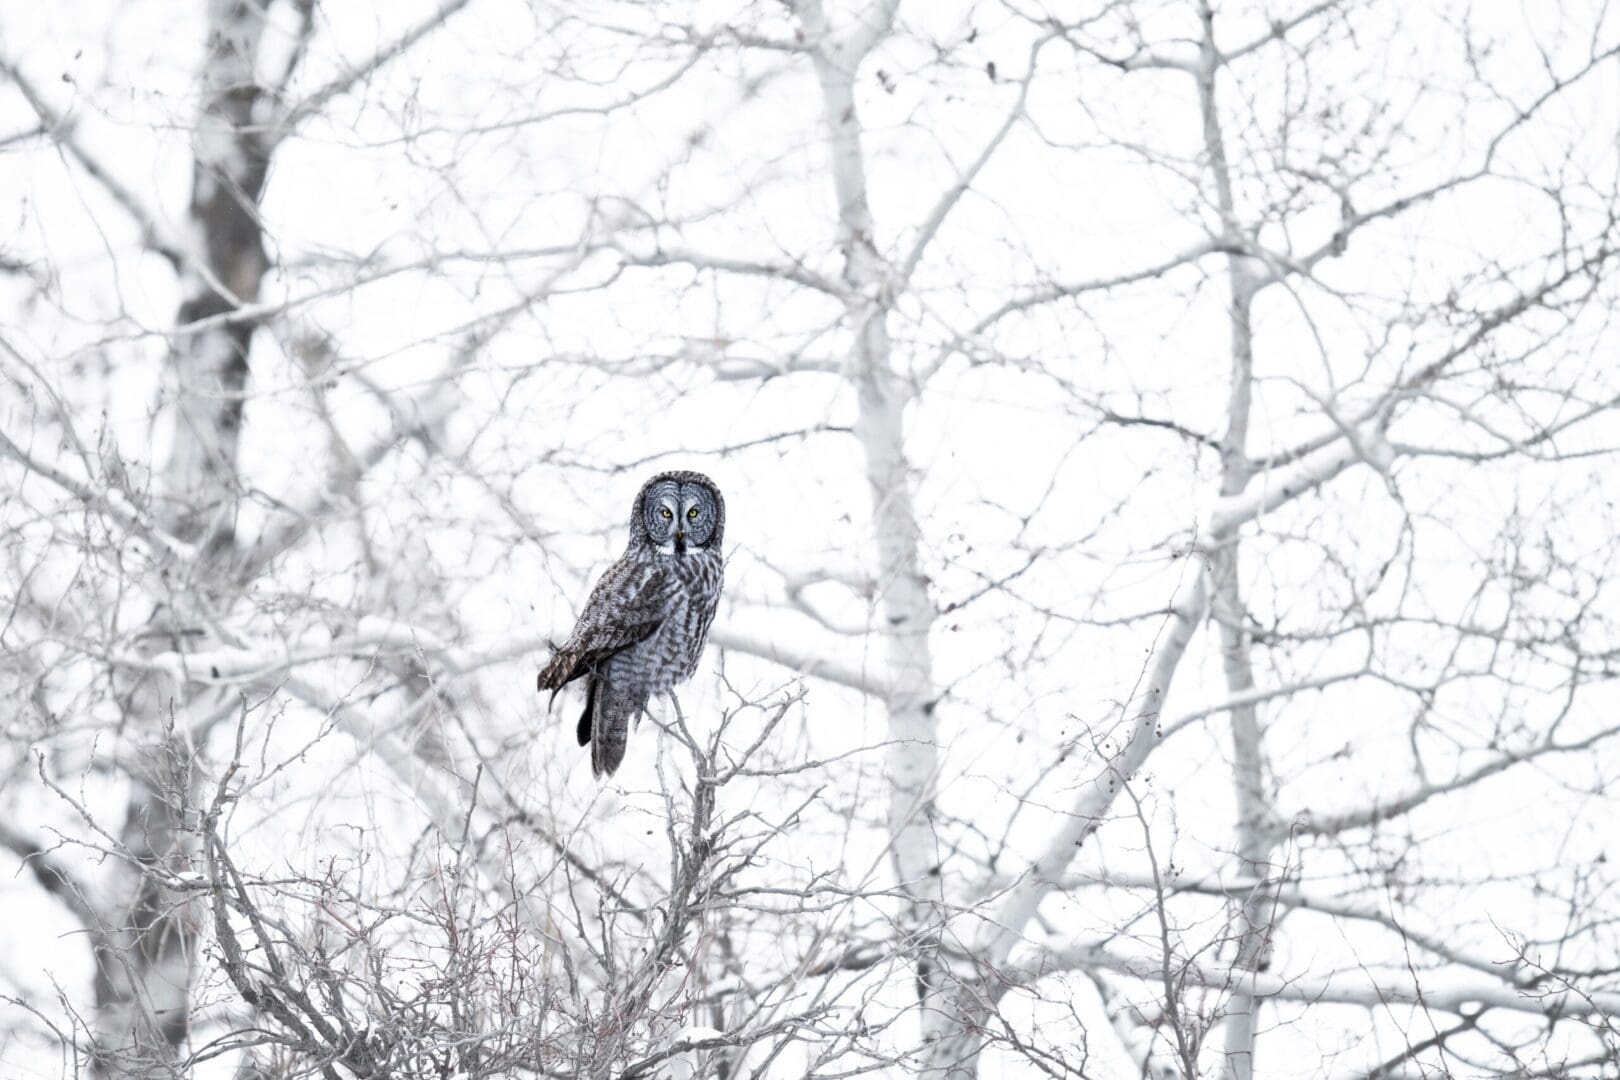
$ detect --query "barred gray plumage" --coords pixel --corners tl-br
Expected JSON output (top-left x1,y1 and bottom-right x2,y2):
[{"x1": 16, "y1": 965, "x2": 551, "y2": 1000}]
[{"x1": 536, "y1": 471, "x2": 726, "y2": 777}]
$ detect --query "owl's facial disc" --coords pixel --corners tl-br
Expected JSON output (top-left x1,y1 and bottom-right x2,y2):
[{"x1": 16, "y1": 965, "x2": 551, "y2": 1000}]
[{"x1": 636, "y1": 473, "x2": 720, "y2": 556}]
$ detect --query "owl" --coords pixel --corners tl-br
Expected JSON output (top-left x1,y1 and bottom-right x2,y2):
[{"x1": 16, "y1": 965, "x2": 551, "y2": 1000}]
[{"x1": 537, "y1": 471, "x2": 726, "y2": 777}]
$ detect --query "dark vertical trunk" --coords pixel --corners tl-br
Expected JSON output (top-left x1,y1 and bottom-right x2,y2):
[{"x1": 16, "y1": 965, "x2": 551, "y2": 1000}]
[
  {"x1": 94, "y1": 3, "x2": 273, "y2": 1073},
  {"x1": 157, "y1": 0, "x2": 271, "y2": 555}
]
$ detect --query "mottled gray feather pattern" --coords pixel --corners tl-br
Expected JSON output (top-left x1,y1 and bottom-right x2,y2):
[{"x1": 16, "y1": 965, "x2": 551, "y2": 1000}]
[{"x1": 537, "y1": 470, "x2": 725, "y2": 777}]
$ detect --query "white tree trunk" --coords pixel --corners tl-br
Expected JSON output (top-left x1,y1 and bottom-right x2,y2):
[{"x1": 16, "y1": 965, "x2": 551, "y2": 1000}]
[
  {"x1": 803, "y1": 0, "x2": 942, "y2": 951},
  {"x1": 1197, "y1": 6, "x2": 1277, "y2": 1073},
  {"x1": 928, "y1": 571, "x2": 1210, "y2": 1075}
]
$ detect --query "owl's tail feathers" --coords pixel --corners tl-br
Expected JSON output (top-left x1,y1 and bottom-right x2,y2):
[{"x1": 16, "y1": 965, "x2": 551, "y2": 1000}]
[
  {"x1": 589, "y1": 684, "x2": 635, "y2": 778},
  {"x1": 592, "y1": 727, "x2": 627, "y2": 778},
  {"x1": 542, "y1": 654, "x2": 627, "y2": 776}
]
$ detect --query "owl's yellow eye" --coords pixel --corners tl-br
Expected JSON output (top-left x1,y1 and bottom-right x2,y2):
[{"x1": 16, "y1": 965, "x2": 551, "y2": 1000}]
[
  {"x1": 687, "y1": 507, "x2": 699, "y2": 521},
  {"x1": 660, "y1": 507, "x2": 672, "y2": 520}
]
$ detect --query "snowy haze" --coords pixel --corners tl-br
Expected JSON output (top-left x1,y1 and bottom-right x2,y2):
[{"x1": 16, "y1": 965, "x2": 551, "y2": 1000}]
[{"x1": 3, "y1": 1, "x2": 1619, "y2": 1077}]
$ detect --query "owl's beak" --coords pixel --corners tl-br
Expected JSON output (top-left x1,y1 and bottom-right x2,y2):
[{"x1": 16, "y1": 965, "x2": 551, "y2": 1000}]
[{"x1": 675, "y1": 531, "x2": 687, "y2": 554}]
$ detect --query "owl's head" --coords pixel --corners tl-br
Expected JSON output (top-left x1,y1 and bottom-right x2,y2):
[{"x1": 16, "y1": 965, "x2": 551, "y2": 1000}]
[{"x1": 631, "y1": 470, "x2": 725, "y2": 555}]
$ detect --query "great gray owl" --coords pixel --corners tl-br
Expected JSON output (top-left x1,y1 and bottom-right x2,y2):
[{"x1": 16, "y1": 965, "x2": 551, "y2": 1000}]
[{"x1": 537, "y1": 471, "x2": 726, "y2": 777}]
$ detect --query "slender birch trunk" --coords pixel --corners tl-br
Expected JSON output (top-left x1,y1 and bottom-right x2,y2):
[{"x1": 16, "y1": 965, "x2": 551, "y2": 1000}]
[
  {"x1": 158, "y1": 0, "x2": 271, "y2": 556},
  {"x1": 800, "y1": 0, "x2": 941, "y2": 935},
  {"x1": 1195, "y1": 6, "x2": 1280, "y2": 1074},
  {"x1": 921, "y1": 566, "x2": 1210, "y2": 1076},
  {"x1": 799, "y1": 2, "x2": 965, "y2": 1063},
  {"x1": 95, "y1": 3, "x2": 273, "y2": 1072}
]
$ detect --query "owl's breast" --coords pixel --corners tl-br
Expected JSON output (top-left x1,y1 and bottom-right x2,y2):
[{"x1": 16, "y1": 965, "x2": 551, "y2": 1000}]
[{"x1": 633, "y1": 552, "x2": 722, "y2": 691}]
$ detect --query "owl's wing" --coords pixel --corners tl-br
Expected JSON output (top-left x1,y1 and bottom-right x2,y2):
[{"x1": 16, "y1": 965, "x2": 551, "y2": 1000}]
[{"x1": 536, "y1": 558, "x2": 670, "y2": 696}]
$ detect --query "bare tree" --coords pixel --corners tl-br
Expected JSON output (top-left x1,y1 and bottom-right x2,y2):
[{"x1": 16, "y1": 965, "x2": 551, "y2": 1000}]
[{"x1": 4, "y1": 1, "x2": 1620, "y2": 1077}]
